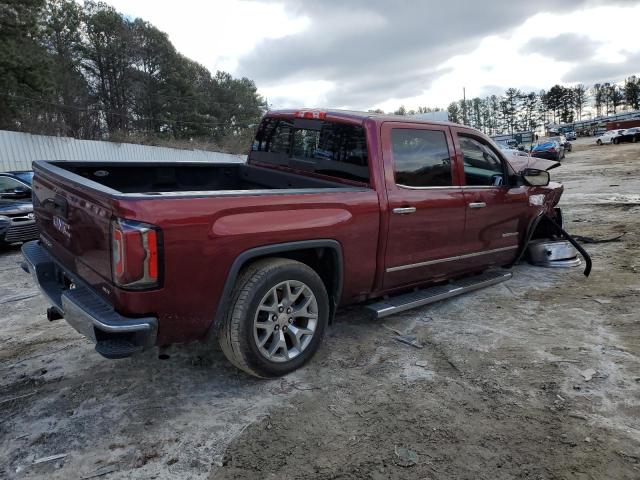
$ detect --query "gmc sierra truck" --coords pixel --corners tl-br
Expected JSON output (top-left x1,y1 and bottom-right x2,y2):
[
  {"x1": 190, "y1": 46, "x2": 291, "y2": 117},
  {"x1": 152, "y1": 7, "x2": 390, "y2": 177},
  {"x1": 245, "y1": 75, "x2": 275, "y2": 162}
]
[{"x1": 21, "y1": 109, "x2": 590, "y2": 378}]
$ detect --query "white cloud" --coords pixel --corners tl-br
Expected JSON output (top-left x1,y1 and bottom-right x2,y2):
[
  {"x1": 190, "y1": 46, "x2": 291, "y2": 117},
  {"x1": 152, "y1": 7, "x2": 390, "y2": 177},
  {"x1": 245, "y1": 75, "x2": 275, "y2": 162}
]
[
  {"x1": 374, "y1": 4, "x2": 640, "y2": 111},
  {"x1": 260, "y1": 80, "x2": 335, "y2": 108},
  {"x1": 99, "y1": 0, "x2": 309, "y2": 73},
  {"x1": 99, "y1": 1, "x2": 640, "y2": 110}
]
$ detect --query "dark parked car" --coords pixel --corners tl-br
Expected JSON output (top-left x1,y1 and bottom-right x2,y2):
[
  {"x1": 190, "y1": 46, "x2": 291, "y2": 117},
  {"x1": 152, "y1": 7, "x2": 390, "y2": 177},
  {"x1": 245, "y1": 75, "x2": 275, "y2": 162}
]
[
  {"x1": 531, "y1": 139, "x2": 565, "y2": 161},
  {"x1": 0, "y1": 171, "x2": 38, "y2": 246},
  {"x1": 6, "y1": 170, "x2": 35, "y2": 185},
  {"x1": 618, "y1": 127, "x2": 640, "y2": 143},
  {"x1": 550, "y1": 135, "x2": 572, "y2": 153},
  {"x1": 564, "y1": 131, "x2": 577, "y2": 141}
]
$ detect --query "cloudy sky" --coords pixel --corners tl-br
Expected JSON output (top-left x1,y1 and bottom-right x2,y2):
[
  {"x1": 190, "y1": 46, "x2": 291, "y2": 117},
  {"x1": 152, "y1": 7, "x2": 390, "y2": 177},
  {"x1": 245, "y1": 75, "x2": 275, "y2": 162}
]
[{"x1": 103, "y1": 0, "x2": 640, "y2": 111}]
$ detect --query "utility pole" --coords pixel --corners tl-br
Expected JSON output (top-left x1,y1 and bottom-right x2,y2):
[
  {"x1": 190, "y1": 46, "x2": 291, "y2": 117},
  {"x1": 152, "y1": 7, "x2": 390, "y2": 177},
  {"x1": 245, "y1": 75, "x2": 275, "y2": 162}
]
[{"x1": 462, "y1": 87, "x2": 467, "y2": 125}]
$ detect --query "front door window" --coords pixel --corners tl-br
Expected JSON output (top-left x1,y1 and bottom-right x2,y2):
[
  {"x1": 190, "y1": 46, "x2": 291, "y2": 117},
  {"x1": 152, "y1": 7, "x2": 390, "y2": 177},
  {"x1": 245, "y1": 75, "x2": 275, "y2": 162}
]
[{"x1": 458, "y1": 136, "x2": 505, "y2": 186}]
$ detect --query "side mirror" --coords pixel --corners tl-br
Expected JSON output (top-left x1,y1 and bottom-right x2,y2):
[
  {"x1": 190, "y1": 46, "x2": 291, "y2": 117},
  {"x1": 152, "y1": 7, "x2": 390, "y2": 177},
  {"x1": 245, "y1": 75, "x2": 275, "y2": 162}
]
[{"x1": 522, "y1": 168, "x2": 550, "y2": 187}]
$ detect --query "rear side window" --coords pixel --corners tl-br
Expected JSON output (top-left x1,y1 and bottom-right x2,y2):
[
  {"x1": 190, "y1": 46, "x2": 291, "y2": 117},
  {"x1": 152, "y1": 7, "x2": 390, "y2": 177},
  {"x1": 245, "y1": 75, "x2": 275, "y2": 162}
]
[
  {"x1": 391, "y1": 129, "x2": 452, "y2": 187},
  {"x1": 251, "y1": 118, "x2": 369, "y2": 184}
]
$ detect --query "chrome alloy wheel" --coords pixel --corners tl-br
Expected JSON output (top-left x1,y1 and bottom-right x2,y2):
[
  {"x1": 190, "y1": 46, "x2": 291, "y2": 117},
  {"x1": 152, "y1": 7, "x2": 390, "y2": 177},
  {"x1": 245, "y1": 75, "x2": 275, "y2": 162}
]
[{"x1": 253, "y1": 280, "x2": 318, "y2": 362}]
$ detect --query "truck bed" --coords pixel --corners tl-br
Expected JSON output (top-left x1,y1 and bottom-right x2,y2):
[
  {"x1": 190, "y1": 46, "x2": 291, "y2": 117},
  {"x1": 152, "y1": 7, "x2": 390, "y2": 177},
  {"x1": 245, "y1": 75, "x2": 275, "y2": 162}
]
[{"x1": 46, "y1": 161, "x2": 356, "y2": 195}]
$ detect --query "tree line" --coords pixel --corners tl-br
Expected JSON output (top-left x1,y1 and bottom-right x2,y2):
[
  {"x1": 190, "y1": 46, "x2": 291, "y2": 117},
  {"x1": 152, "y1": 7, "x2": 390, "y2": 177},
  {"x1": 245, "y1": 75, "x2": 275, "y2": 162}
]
[
  {"x1": 387, "y1": 77, "x2": 640, "y2": 135},
  {"x1": 0, "y1": 0, "x2": 267, "y2": 152}
]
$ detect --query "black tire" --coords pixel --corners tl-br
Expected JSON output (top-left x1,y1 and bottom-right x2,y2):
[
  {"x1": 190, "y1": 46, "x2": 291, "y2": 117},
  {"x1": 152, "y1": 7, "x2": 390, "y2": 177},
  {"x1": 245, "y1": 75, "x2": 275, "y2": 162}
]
[
  {"x1": 613, "y1": 138, "x2": 619, "y2": 145},
  {"x1": 218, "y1": 257, "x2": 329, "y2": 378},
  {"x1": 597, "y1": 139, "x2": 602, "y2": 146}
]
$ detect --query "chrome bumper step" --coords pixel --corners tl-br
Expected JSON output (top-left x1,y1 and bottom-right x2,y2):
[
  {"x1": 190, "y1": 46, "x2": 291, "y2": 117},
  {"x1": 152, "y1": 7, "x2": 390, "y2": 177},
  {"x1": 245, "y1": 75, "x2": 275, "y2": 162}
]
[{"x1": 365, "y1": 270, "x2": 512, "y2": 319}]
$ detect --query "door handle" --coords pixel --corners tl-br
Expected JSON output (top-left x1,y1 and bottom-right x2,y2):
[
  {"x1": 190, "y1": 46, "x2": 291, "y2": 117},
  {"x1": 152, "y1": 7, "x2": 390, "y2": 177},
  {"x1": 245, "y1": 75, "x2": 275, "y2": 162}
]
[
  {"x1": 468, "y1": 202, "x2": 487, "y2": 209},
  {"x1": 393, "y1": 207, "x2": 417, "y2": 215}
]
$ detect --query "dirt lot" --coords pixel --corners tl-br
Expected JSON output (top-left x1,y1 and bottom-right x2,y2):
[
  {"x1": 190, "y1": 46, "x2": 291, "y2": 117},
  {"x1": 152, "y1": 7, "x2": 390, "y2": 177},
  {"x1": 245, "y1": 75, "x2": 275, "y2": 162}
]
[{"x1": 1, "y1": 137, "x2": 639, "y2": 479}]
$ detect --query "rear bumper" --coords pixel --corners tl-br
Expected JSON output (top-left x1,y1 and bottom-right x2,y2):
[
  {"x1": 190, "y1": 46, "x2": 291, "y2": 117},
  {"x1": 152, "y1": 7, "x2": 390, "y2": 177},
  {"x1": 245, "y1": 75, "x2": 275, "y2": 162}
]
[
  {"x1": 531, "y1": 152, "x2": 558, "y2": 160},
  {"x1": 21, "y1": 240, "x2": 157, "y2": 358}
]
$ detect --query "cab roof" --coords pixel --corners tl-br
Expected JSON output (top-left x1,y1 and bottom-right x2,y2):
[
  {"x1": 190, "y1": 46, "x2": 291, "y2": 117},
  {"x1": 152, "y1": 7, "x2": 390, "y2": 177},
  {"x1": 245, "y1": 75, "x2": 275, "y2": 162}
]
[{"x1": 266, "y1": 108, "x2": 462, "y2": 129}]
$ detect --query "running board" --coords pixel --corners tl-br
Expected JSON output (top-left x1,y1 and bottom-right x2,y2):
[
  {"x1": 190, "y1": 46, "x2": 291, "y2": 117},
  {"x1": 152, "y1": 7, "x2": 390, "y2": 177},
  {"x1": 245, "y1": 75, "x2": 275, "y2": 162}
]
[{"x1": 365, "y1": 270, "x2": 513, "y2": 319}]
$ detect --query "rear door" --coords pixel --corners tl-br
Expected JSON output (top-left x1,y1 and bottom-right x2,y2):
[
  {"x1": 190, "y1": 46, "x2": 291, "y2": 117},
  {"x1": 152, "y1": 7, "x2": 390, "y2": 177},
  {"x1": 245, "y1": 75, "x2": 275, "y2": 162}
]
[
  {"x1": 382, "y1": 122, "x2": 467, "y2": 289},
  {"x1": 32, "y1": 164, "x2": 115, "y2": 286},
  {"x1": 450, "y1": 128, "x2": 528, "y2": 268}
]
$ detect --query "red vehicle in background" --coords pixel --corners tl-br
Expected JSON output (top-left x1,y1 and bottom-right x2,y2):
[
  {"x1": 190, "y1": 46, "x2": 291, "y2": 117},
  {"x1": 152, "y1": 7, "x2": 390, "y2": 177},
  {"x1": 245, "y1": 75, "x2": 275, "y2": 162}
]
[
  {"x1": 22, "y1": 110, "x2": 590, "y2": 377},
  {"x1": 605, "y1": 119, "x2": 640, "y2": 131}
]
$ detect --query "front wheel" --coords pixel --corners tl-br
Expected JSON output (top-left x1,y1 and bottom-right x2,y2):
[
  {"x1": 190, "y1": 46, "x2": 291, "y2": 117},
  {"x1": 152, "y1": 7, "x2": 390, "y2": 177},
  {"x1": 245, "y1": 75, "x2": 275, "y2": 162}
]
[
  {"x1": 597, "y1": 139, "x2": 602, "y2": 146},
  {"x1": 613, "y1": 138, "x2": 619, "y2": 145},
  {"x1": 218, "y1": 258, "x2": 329, "y2": 378}
]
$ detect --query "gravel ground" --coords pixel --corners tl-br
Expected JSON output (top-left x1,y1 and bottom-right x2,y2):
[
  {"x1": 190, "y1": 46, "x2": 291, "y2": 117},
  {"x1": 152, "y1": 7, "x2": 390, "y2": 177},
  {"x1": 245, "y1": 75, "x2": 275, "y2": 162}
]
[{"x1": 1, "y1": 137, "x2": 639, "y2": 479}]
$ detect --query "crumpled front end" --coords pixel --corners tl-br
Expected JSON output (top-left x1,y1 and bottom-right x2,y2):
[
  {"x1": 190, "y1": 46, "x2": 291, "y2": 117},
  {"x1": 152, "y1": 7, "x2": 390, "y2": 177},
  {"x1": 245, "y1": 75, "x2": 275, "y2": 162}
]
[{"x1": 528, "y1": 181, "x2": 564, "y2": 221}]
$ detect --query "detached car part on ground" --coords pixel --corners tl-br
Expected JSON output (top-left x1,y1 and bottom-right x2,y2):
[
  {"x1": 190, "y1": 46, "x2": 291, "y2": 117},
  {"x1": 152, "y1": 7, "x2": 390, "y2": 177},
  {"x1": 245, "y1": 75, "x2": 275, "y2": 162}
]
[
  {"x1": 21, "y1": 110, "x2": 591, "y2": 378},
  {"x1": 0, "y1": 171, "x2": 38, "y2": 247}
]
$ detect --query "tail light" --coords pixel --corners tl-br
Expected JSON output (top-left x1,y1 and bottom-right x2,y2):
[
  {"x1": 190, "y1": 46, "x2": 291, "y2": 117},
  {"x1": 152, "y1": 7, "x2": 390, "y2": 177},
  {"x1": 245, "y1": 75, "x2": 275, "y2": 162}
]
[
  {"x1": 548, "y1": 147, "x2": 556, "y2": 152},
  {"x1": 111, "y1": 218, "x2": 161, "y2": 290}
]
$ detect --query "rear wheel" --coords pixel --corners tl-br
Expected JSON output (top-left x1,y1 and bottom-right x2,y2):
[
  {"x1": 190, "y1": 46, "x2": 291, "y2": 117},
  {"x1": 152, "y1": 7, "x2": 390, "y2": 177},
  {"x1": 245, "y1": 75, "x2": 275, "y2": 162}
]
[
  {"x1": 218, "y1": 258, "x2": 329, "y2": 378},
  {"x1": 613, "y1": 138, "x2": 619, "y2": 145}
]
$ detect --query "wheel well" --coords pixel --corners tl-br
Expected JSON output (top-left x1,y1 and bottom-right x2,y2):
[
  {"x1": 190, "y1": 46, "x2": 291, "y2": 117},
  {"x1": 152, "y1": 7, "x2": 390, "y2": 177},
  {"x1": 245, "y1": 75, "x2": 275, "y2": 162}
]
[
  {"x1": 208, "y1": 240, "x2": 344, "y2": 339},
  {"x1": 531, "y1": 210, "x2": 562, "y2": 240},
  {"x1": 244, "y1": 247, "x2": 341, "y2": 315}
]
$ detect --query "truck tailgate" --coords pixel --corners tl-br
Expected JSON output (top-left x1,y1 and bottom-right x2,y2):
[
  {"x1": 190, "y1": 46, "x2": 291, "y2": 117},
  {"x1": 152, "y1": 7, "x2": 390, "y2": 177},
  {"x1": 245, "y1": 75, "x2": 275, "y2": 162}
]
[{"x1": 32, "y1": 165, "x2": 115, "y2": 286}]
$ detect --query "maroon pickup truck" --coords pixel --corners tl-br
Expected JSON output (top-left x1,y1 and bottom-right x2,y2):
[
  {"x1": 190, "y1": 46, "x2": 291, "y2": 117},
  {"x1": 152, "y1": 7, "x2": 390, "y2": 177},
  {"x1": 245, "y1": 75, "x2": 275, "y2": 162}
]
[{"x1": 22, "y1": 109, "x2": 590, "y2": 377}]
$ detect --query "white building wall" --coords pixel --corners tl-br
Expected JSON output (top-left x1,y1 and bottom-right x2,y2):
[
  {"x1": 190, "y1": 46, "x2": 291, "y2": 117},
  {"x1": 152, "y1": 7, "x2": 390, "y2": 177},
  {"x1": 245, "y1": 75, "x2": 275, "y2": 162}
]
[{"x1": 0, "y1": 130, "x2": 246, "y2": 172}]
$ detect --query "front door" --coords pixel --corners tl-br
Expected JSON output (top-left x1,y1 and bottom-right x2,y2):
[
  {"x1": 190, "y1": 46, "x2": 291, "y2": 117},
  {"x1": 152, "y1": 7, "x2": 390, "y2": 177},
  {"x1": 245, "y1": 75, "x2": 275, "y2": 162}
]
[
  {"x1": 451, "y1": 128, "x2": 529, "y2": 269},
  {"x1": 382, "y1": 122, "x2": 467, "y2": 290}
]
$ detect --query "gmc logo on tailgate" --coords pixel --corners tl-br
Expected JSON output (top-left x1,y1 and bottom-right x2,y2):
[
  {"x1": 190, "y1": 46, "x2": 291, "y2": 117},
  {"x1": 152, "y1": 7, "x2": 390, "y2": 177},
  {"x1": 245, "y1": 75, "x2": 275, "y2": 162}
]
[{"x1": 53, "y1": 216, "x2": 71, "y2": 239}]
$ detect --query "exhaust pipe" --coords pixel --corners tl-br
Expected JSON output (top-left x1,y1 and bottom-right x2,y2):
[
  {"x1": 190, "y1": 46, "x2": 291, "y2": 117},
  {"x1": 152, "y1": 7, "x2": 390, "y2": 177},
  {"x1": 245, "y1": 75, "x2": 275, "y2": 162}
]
[{"x1": 47, "y1": 307, "x2": 64, "y2": 321}]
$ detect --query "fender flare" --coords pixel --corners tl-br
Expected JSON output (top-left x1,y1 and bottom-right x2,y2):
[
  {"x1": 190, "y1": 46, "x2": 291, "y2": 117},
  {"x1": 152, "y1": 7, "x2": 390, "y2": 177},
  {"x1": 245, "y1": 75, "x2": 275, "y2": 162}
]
[{"x1": 210, "y1": 239, "x2": 344, "y2": 336}]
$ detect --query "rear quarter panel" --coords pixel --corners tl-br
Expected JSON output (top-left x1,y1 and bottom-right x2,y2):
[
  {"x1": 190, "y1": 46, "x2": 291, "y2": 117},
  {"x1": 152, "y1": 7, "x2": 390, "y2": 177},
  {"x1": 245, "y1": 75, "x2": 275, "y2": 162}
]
[{"x1": 113, "y1": 190, "x2": 380, "y2": 345}]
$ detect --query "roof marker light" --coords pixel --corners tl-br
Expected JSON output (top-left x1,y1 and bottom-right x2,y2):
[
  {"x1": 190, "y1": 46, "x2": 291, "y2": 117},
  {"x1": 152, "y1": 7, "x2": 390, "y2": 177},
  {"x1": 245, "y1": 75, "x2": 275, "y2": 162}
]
[{"x1": 294, "y1": 110, "x2": 326, "y2": 120}]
